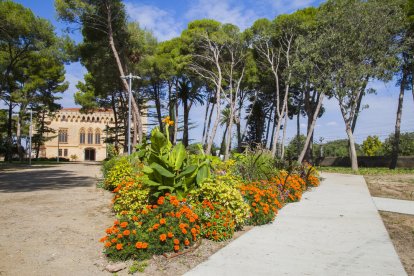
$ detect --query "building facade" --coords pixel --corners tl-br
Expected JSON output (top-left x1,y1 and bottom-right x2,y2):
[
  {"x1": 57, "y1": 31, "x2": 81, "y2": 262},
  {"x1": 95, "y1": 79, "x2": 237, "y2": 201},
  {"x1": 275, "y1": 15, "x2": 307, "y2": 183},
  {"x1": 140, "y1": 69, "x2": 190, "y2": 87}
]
[{"x1": 41, "y1": 108, "x2": 115, "y2": 161}]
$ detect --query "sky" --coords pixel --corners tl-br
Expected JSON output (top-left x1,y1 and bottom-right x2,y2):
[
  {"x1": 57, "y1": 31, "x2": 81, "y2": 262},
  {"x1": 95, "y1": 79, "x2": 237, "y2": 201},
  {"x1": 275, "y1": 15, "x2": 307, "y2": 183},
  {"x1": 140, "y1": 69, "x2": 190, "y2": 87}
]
[{"x1": 12, "y1": 0, "x2": 414, "y2": 145}]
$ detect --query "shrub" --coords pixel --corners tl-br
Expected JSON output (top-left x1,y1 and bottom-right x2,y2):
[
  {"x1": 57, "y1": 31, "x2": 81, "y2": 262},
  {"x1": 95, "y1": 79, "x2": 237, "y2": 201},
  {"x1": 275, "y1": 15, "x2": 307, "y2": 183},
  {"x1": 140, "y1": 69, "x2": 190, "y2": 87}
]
[
  {"x1": 233, "y1": 147, "x2": 279, "y2": 181},
  {"x1": 189, "y1": 179, "x2": 249, "y2": 228},
  {"x1": 101, "y1": 194, "x2": 201, "y2": 261},
  {"x1": 104, "y1": 157, "x2": 134, "y2": 191},
  {"x1": 112, "y1": 177, "x2": 149, "y2": 216},
  {"x1": 275, "y1": 172, "x2": 306, "y2": 202},
  {"x1": 195, "y1": 200, "x2": 235, "y2": 241},
  {"x1": 239, "y1": 181, "x2": 283, "y2": 225}
]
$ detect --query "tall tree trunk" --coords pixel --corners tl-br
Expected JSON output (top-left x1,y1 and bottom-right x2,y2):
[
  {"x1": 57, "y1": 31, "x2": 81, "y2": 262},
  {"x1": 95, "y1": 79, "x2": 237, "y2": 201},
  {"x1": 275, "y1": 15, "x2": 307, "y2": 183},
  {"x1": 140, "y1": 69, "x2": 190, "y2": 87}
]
[
  {"x1": 346, "y1": 126, "x2": 358, "y2": 171},
  {"x1": 304, "y1": 110, "x2": 314, "y2": 161},
  {"x1": 106, "y1": 3, "x2": 142, "y2": 143},
  {"x1": 296, "y1": 108, "x2": 300, "y2": 159},
  {"x1": 390, "y1": 69, "x2": 406, "y2": 169},
  {"x1": 280, "y1": 106, "x2": 288, "y2": 160},
  {"x1": 204, "y1": 101, "x2": 215, "y2": 146},
  {"x1": 111, "y1": 92, "x2": 119, "y2": 150},
  {"x1": 351, "y1": 78, "x2": 368, "y2": 133},
  {"x1": 202, "y1": 92, "x2": 211, "y2": 145},
  {"x1": 36, "y1": 110, "x2": 46, "y2": 160},
  {"x1": 220, "y1": 126, "x2": 228, "y2": 156},
  {"x1": 224, "y1": 105, "x2": 234, "y2": 160},
  {"x1": 298, "y1": 93, "x2": 325, "y2": 163},
  {"x1": 264, "y1": 105, "x2": 273, "y2": 148},
  {"x1": 6, "y1": 101, "x2": 13, "y2": 162},
  {"x1": 174, "y1": 98, "x2": 178, "y2": 145},
  {"x1": 236, "y1": 117, "x2": 241, "y2": 152},
  {"x1": 153, "y1": 84, "x2": 164, "y2": 133},
  {"x1": 183, "y1": 98, "x2": 189, "y2": 147},
  {"x1": 16, "y1": 113, "x2": 23, "y2": 161}
]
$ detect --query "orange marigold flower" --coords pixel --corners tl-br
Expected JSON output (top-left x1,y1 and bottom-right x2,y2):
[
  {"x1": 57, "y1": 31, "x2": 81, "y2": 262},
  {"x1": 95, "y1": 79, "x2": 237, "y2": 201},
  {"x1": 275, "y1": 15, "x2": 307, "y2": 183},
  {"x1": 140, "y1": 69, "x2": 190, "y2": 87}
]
[
  {"x1": 135, "y1": 242, "x2": 142, "y2": 249},
  {"x1": 189, "y1": 217, "x2": 195, "y2": 223},
  {"x1": 184, "y1": 239, "x2": 190, "y2": 246},
  {"x1": 153, "y1": 223, "x2": 160, "y2": 230},
  {"x1": 123, "y1": 230, "x2": 130, "y2": 236},
  {"x1": 157, "y1": 196, "x2": 165, "y2": 205},
  {"x1": 120, "y1": 222, "x2": 128, "y2": 228},
  {"x1": 167, "y1": 232, "x2": 173, "y2": 238},
  {"x1": 100, "y1": 236, "x2": 108, "y2": 242},
  {"x1": 142, "y1": 242, "x2": 148, "y2": 249},
  {"x1": 111, "y1": 238, "x2": 118, "y2": 243},
  {"x1": 114, "y1": 220, "x2": 120, "y2": 226},
  {"x1": 182, "y1": 229, "x2": 187, "y2": 234},
  {"x1": 173, "y1": 239, "x2": 180, "y2": 245},
  {"x1": 132, "y1": 216, "x2": 138, "y2": 221},
  {"x1": 117, "y1": 234, "x2": 123, "y2": 239},
  {"x1": 191, "y1": 228, "x2": 197, "y2": 234},
  {"x1": 174, "y1": 245, "x2": 180, "y2": 251},
  {"x1": 132, "y1": 229, "x2": 137, "y2": 235},
  {"x1": 116, "y1": 243, "x2": 123, "y2": 250},
  {"x1": 104, "y1": 241, "x2": 112, "y2": 248},
  {"x1": 160, "y1": 234, "x2": 167, "y2": 242},
  {"x1": 160, "y1": 218, "x2": 166, "y2": 225},
  {"x1": 252, "y1": 202, "x2": 256, "y2": 207}
]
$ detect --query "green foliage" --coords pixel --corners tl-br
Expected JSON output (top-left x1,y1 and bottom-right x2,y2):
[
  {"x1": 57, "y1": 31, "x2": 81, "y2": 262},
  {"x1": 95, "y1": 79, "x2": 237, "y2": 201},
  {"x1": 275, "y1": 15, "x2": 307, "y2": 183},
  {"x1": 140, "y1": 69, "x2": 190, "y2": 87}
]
[
  {"x1": 137, "y1": 126, "x2": 212, "y2": 201},
  {"x1": 362, "y1": 136, "x2": 383, "y2": 156},
  {"x1": 319, "y1": 166, "x2": 414, "y2": 175},
  {"x1": 129, "y1": 260, "x2": 148, "y2": 274},
  {"x1": 383, "y1": 132, "x2": 414, "y2": 156},
  {"x1": 104, "y1": 157, "x2": 134, "y2": 191},
  {"x1": 320, "y1": 139, "x2": 361, "y2": 157},
  {"x1": 233, "y1": 148, "x2": 278, "y2": 181},
  {"x1": 285, "y1": 135, "x2": 306, "y2": 160},
  {"x1": 189, "y1": 179, "x2": 249, "y2": 228},
  {"x1": 113, "y1": 179, "x2": 149, "y2": 216}
]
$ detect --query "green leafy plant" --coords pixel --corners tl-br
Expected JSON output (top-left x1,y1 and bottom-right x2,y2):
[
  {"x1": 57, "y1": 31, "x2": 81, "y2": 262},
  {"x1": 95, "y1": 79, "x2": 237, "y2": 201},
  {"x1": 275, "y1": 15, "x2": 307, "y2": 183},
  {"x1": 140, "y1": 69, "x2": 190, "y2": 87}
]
[
  {"x1": 189, "y1": 179, "x2": 249, "y2": 228},
  {"x1": 104, "y1": 156, "x2": 134, "y2": 191},
  {"x1": 113, "y1": 177, "x2": 150, "y2": 216},
  {"x1": 129, "y1": 260, "x2": 148, "y2": 274},
  {"x1": 233, "y1": 147, "x2": 279, "y2": 181},
  {"x1": 137, "y1": 123, "x2": 212, "y2": 201}
]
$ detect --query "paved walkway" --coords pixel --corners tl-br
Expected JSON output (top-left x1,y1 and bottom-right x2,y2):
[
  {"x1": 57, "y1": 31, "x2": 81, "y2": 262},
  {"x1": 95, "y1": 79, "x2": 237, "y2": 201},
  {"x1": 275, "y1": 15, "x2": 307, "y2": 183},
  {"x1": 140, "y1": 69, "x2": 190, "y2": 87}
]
[
  {"x1": 372, "y1": 197, "x2": 414, "y2": 216},
  {"x1": 186, "y1": 173, "x2": 407, "y2": 276}
]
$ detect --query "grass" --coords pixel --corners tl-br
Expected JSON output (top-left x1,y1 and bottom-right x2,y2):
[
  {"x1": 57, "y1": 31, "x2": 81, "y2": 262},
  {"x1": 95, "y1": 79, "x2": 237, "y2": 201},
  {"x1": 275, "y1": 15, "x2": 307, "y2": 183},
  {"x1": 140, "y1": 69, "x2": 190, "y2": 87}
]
[
  {"x1": 129, "y1": 260, "x2": 148, "y2": 274},
  {"x1": 318, "y1": 166, "x2": 414, "y2": 175}
]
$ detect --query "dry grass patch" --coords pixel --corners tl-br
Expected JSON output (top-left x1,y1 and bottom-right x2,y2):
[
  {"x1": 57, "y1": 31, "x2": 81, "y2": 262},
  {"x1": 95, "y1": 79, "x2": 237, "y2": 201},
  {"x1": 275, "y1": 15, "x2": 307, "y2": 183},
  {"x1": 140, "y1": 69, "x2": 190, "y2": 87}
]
[
  {"x1": 364, "y1": 174, "x2": 414, "y2": 201},
  {"x1": 380, "y1": 211, "x2": 414, "y2": 276}
]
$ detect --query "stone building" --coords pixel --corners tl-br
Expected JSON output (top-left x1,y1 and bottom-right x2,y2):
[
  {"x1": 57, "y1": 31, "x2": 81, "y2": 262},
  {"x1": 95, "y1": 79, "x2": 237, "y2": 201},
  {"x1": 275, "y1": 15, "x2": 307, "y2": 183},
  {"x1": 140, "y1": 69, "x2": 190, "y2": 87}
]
[{"x1": 40, "y1": 108, "x2": 115, "y2": 161}]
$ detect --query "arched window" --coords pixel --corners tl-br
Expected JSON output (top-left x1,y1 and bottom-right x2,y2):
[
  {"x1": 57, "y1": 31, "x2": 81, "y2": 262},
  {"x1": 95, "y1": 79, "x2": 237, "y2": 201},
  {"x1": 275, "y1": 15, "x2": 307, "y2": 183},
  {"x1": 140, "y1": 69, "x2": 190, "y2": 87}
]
[
  {"x1": 58, "y1": 129, "x2": 68, "y2": 143},
  {"x1": 87, "y1": 128, "x2": 93, "y2": 144},
  {"x1": 95, "y1": 129, "x2": 101, "y2": 144},
  {"x1": 79, "y1": 128, "x2": 85, "y2": 144}
]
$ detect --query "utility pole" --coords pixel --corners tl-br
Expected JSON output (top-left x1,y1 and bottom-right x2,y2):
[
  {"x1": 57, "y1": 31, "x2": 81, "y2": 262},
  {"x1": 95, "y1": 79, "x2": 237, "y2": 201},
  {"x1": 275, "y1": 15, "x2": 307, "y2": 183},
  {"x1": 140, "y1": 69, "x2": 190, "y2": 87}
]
[{"x1": 120, "y1": 73, "x2": 141, "y2": 155}]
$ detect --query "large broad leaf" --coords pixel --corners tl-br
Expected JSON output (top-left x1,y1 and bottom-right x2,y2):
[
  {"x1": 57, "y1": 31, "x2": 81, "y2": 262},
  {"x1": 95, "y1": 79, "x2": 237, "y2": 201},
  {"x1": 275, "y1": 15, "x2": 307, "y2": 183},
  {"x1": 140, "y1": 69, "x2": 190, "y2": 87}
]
[
  {"x1": 143, "y1": 179, "x2": 161, "y2": 187},
  {"x1": 150, "y1": 163, "x2": 175, "y2": 178},
  {"x1": 177, "y1": 165, "x2": 197, "y2": 178},
  {"x1": 171, "y1": 143, "x2": 186, "y2": 170},
  {"x1": 196, "y1": 164, "x2": 209, "y2": 185},
  {"x1": 158, "y1": 185, "x2": 174, "y2": 191},
  {"x1": 150, "y1": 128, "x2": 167, "y2": 153},
  {"x1": 142, "y1": 165, "x2": 154, "y2": 174}
]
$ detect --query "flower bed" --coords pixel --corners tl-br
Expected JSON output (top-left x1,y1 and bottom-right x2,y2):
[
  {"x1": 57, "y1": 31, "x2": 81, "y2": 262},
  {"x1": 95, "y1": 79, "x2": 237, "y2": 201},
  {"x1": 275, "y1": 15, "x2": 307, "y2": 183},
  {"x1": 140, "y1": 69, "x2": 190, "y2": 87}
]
[{"x1": 99, "y1": 119, "x2": 321, "y2": 262}]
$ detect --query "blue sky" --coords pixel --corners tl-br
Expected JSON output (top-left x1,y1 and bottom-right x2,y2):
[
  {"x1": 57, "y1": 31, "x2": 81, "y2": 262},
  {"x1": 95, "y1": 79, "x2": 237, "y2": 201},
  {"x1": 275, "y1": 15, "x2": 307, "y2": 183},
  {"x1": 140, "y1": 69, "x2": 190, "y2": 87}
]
[{"x1": 13, "y1": 0, "x2": 414, "y2": 144}]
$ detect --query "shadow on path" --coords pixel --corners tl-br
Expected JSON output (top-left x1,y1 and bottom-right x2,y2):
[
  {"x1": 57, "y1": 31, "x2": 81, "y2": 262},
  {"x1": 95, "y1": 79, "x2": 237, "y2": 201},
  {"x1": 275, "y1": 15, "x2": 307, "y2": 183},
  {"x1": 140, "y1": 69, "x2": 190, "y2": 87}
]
[{"x1": 0, "y1": 167, "x2": 98, "y2": 193}]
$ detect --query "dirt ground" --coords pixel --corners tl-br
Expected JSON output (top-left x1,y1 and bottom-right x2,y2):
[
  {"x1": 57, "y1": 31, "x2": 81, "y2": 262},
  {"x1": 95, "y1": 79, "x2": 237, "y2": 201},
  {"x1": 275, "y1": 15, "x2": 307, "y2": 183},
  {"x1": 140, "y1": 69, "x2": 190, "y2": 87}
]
[
  {"x1": 0, "y1": 163, "x2": 113, "y2": 276},
  {"x1": 364, "y1": 174, "x2": 414, "y2": 201},
  {"x1": 0, "y1": 163, "x2": 253, "y2": 276},
  {"x1": 380, "y1": 211, "x2": 414, "y2": 276}
]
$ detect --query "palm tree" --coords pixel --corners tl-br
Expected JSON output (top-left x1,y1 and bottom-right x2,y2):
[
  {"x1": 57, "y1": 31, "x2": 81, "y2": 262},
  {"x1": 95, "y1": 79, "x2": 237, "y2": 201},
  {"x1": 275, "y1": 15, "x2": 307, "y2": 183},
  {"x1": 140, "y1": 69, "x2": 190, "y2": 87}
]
[{"x1": 176, "y1": 77, "x2": 204, "y2": 147}]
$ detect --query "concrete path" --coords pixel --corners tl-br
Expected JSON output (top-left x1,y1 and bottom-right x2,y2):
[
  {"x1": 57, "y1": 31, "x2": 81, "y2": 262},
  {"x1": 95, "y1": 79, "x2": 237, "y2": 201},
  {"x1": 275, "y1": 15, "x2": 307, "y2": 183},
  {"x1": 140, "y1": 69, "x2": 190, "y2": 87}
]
[
  {"x1": 186, "y1": 173, "x2": 407, "y2": 276},
  {"x1": 372, "y1": 197, "x2": 414, "y2": 216}
]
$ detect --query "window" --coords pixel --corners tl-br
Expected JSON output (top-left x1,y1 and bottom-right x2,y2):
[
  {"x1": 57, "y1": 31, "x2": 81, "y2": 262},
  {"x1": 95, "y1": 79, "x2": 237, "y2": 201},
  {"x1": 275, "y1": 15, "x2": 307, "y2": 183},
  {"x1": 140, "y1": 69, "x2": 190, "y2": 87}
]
[
  {"x1": 87, "y1": 129, "x2": 93, "y2": 144},
  {"x1": 95, "y1": 129, "x2": 101, "y2": 144},
  {"x1": 58, "y1": 129, "x2": 68, "y2": 143},
  {"x1": 80, "y1": 129, "x2": 85, "y2": 144},
  {"x1": 64, "y1": 149, "x2": 68, "y2": 157},
  {"x1": 58, "y1": 149, "x2": 63, "y2": 156}
]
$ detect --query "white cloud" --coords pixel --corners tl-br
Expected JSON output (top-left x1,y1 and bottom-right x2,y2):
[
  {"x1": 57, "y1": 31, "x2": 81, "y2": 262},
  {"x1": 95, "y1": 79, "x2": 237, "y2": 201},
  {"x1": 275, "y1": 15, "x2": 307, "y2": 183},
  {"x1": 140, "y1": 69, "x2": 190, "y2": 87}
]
[
  {"x1": 186, "y1": 0, "x2": 259, "y2": 30},
  {"x1": 125, "y1": 2, "x2": 182, "y2": 41}
]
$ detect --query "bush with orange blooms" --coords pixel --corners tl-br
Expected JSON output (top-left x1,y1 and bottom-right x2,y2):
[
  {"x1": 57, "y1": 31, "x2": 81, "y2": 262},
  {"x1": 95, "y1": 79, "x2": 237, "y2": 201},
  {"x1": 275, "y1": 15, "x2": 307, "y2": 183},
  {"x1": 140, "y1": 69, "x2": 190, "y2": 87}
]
[
  {"x1": 195, "y1": 199, "x2": 236, "y2": 241},
  {"x1": 101, "y1": 194, "x2": 200, "y2": 260},
  {"x1": 275, "y1": 172, "x2": 307, "y2": 202},
  {"x1": 239, "y1": 180, "x2": 283, "y2": 225}
]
